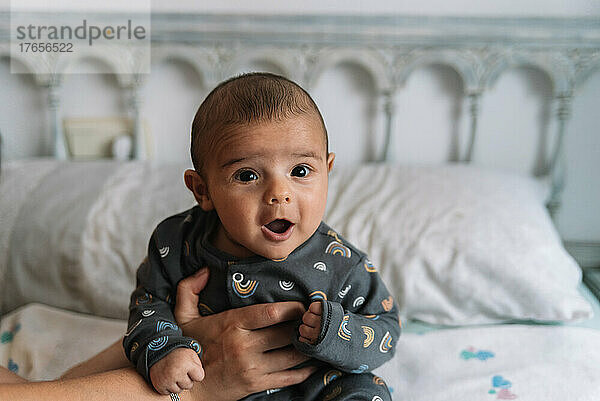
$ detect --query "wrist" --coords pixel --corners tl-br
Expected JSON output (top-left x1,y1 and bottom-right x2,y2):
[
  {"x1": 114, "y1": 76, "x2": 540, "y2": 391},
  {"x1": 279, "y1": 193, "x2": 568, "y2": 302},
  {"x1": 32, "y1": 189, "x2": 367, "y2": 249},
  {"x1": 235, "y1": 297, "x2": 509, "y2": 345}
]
[
  {"x1": 188, "y1": 380, "x2": 230, "y2": 401},
  {"x1": 179, "y1": 319, "x2": 206, "y2": 343}
]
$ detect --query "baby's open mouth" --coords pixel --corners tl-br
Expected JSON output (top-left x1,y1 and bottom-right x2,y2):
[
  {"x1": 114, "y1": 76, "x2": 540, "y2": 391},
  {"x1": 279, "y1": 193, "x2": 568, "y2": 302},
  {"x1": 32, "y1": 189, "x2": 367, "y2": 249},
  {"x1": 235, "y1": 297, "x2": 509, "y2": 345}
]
[
  {"x1": 264, "y1": 219, "x2": 293, "y2": 234},
  {"x1": 261, "y1": 219, "x2": 295, "y2": 242}
]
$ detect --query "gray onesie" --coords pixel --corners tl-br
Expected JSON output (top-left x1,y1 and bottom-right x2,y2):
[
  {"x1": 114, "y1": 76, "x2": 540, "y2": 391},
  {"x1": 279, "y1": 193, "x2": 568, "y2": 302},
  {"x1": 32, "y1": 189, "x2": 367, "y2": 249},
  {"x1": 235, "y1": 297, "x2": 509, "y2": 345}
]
[{"x1": 124, "y1": 206, "x2": 400, "y2": 400}]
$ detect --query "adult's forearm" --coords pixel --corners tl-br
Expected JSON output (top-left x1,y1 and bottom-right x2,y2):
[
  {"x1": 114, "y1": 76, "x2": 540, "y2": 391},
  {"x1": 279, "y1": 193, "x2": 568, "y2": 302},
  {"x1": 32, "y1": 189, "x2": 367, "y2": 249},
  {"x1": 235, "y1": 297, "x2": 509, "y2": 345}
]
[
  {"x1": 1, "y1": 367, "x2": 202, "y2": 401},
  {"x1": 60, "y1": 339, "x2": 131, "y2": 379},
  {"x1": 0, "y1": 367, "x2": 28, "y2": 384}
]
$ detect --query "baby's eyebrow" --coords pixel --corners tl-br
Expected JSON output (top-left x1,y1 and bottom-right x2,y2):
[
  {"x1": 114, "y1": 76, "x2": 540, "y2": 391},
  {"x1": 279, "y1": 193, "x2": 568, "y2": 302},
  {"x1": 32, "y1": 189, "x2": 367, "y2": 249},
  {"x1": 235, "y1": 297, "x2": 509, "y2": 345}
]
[
  {"x1": 221, "y1": 157, "x2": 251, "y2": 169},
  {"x1": 292, "y1": 151, "x2": 322, "y2": 161},
  {"x1": 221, "y1": 152, "x2": 322, "y2": 168}
]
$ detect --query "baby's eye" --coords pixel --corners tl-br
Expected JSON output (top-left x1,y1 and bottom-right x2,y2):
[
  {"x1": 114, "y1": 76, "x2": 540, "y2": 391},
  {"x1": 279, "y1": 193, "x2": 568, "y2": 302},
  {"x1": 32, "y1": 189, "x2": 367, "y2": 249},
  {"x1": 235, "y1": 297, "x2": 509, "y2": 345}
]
[
  {"x1": 291, "y1": 165, "x2": 310, "y2": 178},
  {"x1": 235, "y1": 170, "x2": 259, "y2": 182}
]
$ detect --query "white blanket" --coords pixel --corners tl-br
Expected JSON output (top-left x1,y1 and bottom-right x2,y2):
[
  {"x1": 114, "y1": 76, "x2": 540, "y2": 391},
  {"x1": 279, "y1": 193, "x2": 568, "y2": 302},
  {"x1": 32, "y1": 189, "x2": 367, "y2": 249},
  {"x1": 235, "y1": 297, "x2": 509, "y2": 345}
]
[{"x1": 2, "y1": 304, "x2": 599, "y2": 400}]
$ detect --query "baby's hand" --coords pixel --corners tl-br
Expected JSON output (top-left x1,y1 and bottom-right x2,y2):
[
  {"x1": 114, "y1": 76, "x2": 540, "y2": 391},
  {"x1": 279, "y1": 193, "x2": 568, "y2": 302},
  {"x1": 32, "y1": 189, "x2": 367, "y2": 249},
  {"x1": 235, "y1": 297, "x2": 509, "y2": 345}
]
[
  {"x1": 298, "y1": 301, "x2": 323, "y2": 345},
  {"x1": 149, "y1": 347, "x2": 204, "y2": 395}
]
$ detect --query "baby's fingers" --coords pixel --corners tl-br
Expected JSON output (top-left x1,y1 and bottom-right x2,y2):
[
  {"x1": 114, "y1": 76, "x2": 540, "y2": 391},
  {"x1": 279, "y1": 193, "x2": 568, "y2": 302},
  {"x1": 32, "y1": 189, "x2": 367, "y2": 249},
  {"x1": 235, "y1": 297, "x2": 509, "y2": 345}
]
[
  {"x1": 165, "y1": 383, "x2": 182, "y2": 394},
  {"x1": 308, "y1": 301, "x2": 323, "y2": 315},
  {"x1": 177, "y1": 376, "x2": 193, "y2": 391},
  {"x1": 298, "y1": 323, "x2": 319, "y2": 344},
  {"x1": 302, "y1": 311, "x2": 321, "y2": 328},
  {"x1": 151, "y1": 375, "x2": 179, "y2": 395},
  {"x1": 188, "y1": 362, "x2": 205, "y2": 382}
]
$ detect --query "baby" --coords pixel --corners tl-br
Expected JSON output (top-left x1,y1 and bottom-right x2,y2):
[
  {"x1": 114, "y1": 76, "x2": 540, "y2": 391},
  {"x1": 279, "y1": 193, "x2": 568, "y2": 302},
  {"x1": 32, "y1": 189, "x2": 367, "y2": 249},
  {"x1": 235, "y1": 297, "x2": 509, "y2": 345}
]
[{"x1": 123, "y1": 72, "x2": 400, "y2": 400}]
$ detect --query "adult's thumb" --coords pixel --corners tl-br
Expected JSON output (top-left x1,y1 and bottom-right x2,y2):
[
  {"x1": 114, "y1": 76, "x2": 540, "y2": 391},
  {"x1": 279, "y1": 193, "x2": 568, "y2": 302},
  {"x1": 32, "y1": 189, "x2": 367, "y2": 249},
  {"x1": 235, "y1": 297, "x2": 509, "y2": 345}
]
[{"x1": 174, "y1": 267, "x2": 210, "y2": 326}]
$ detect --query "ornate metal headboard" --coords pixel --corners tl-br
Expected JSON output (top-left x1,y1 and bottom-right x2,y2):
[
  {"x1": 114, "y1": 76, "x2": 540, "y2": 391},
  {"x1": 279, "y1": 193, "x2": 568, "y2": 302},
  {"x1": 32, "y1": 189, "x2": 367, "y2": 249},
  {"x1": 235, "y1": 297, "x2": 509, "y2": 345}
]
[{"x1": 1, "y1": 13, "x2": 599, "y2": 217}]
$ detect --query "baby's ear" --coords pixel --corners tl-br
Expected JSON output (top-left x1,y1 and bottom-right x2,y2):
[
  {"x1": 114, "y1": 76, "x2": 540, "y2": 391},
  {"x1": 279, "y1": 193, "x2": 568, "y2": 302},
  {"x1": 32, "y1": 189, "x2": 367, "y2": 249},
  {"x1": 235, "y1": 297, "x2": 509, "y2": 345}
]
[
  {"x1": 184, "y1": 169, "x2": 214, "y2": 211},
  {"x1": 326, "y1": 152, "x2": 335, "y2": 173}
]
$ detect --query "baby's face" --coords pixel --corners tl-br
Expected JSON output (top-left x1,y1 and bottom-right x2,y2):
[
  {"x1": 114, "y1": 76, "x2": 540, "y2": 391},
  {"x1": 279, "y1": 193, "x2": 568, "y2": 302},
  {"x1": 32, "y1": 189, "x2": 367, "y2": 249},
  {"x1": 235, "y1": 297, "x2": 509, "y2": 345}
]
[{"x1": 188, "y1": 116, "x2": 335, "y2": 261}]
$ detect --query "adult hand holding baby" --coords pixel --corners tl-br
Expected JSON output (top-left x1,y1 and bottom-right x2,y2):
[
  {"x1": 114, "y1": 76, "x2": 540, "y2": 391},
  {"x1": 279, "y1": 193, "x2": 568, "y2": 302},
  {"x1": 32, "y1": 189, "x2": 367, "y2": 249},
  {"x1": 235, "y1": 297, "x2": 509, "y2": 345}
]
[
  {"x1": 174, "y1": 268, "x2": 316, "y2": 400},
  {"x1": 0, "y1": 268, "x2": 315, "y2": 401}
]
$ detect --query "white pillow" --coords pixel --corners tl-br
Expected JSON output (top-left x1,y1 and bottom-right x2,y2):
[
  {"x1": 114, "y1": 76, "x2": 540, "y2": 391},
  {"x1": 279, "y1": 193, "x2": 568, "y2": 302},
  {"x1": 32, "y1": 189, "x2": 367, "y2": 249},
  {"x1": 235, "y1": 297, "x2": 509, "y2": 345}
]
[
  {"x1": 1, "y1": 161, "x2": 195, "y2": 319},
  {"x1": 325, "y1": 163, "x2": 593, "y2": 325}
]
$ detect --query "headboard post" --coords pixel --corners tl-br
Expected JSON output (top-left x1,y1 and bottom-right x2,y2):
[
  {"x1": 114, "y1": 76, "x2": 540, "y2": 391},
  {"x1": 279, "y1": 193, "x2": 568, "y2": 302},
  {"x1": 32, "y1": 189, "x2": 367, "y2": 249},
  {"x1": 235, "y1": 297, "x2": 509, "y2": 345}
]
[
  {"x1": 546, "y1": 93, "x2": 573, "y2": 218},
  {"x1": 128, "y1": 81, "x2": 146, "y2": 160},
  {"x1": 463, "y1": 91, "x2": 482, "y2": 163},
  {"x1": 380, "y1": 89, "x2": 396, "y2": 162},
  {"x1": 47, "y1": 81, "x2": 67, "y2": 160}
]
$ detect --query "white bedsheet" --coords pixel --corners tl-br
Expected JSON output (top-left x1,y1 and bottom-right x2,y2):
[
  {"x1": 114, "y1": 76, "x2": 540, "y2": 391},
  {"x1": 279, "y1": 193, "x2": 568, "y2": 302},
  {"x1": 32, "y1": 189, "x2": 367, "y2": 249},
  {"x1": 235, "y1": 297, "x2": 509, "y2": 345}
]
[
  {"x1": 2, "y1": 303, "x2": 599, "y2": 400},
  {"x1": 0, "y1": 303, "x2": 126, "y2": 381},
  {"x1": 374, "y1": 324, "x2": 600, "y2": 400}
]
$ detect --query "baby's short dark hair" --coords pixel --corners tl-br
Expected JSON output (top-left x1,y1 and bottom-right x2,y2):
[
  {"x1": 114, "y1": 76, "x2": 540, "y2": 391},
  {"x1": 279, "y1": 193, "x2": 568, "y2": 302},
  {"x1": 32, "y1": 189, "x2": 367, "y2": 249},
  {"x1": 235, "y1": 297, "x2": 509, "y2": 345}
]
[{"x1": 190, "y1": 72, "x2": 328, "y2": 174}]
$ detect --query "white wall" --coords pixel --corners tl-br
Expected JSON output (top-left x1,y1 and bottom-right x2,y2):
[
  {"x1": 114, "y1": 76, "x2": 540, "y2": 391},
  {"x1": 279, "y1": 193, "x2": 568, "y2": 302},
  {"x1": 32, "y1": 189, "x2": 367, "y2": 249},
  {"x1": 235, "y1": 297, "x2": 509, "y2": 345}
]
[
  {"x1": 557, "y1": 73, "x2": 600, "y2": 241},
  {"x1": 2, "y1": 0, "x2": 600, "y2": 15},
  {"x1": 1, "y1": 1, "x2": 599, "y2": 242},
  {"x1": 5, "y1": 0, "x2": 592, "y2": 16}
]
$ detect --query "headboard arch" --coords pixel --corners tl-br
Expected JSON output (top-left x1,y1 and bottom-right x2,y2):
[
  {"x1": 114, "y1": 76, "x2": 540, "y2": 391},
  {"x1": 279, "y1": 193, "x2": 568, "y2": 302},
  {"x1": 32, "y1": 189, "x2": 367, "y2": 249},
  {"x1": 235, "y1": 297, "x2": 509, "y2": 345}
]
[
  {"x1": 574, "y1": 52, "x2": 600, "y2": 90},
  {"x1": 54, "y1": 47, "x2": 136, "y2": 88},
  {"x1": 394, "y1": 50, "x2": 476, "y2": 93},
  {"x1": 0, "y1": 51, "x2": 57, "y2": 86},
  {"x1": 227, "y1": 47, "x2": 302, "y2": 84},
  {"x1": 151, "y1": 46, "x2": 211, "y2": 88},
  {"x1": 306, "y1": 47, "x2": 393, "y2": 92},
  {"x1": 482, "y1": 51, "x2": 573, "y2": 95}
]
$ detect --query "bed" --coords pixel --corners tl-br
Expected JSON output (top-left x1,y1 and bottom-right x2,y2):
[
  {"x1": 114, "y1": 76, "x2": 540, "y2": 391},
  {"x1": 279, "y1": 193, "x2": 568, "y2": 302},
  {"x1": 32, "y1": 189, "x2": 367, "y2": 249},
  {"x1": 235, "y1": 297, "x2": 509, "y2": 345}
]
[
  {"x1": 1, "y1": 159, "x2": 599, "y2": 399},
  {"x1": 1, "y1": 12, "x2": 600, "y2": 401}
]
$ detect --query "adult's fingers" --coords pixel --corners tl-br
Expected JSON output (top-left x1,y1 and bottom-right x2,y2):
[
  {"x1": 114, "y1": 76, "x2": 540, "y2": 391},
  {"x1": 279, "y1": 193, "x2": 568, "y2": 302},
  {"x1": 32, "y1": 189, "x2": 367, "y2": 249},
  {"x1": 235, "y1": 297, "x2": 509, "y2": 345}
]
[
  {"x1": 261, "y1": 365, "x2": 317, "y2": 391},
  {"x1": 236, "y1": 302, "x2": 306, "y2": 330},
  {"x1": 258, "y1": 346, "x2": 312, "y2": 373},
  {"x1": 247, "y1": 321, "x2": 298, "y2": 352},
  {"x1": 175, "y1": 267, "x2": 210, "y2": 326}
]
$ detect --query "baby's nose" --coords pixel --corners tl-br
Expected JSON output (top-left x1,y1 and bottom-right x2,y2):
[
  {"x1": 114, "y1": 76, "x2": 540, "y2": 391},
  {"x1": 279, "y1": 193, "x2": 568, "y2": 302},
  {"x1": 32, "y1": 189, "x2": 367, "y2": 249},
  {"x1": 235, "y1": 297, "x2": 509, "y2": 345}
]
[
  {"x1": 264, "y1": 182, "x2": 291, "y2": 204},
  {"x1": 267, "y1": 192, "x2": 291, "y2": 204}
]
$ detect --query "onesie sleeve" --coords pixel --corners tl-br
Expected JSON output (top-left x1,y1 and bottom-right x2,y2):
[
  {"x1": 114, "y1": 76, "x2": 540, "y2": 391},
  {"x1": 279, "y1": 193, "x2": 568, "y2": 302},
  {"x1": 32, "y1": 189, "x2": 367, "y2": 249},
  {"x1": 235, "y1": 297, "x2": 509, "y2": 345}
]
[
  {"x1": 122, "y1": 228, "x2": 201, "y2": 385},
  {"x1": 293, "y1": 256, "x2": 401, "y2": 373}
]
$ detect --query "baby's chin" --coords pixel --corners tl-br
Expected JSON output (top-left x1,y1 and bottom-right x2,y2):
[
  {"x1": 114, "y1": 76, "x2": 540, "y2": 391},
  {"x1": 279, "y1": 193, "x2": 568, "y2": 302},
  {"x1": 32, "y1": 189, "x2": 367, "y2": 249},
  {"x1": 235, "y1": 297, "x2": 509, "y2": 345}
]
[
  {"x1": 253, "y1": 245, "x2": 295, "y2": 262},
  {"x1": 250, "y1": 237, "x2": 311, "y2": 261}
]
